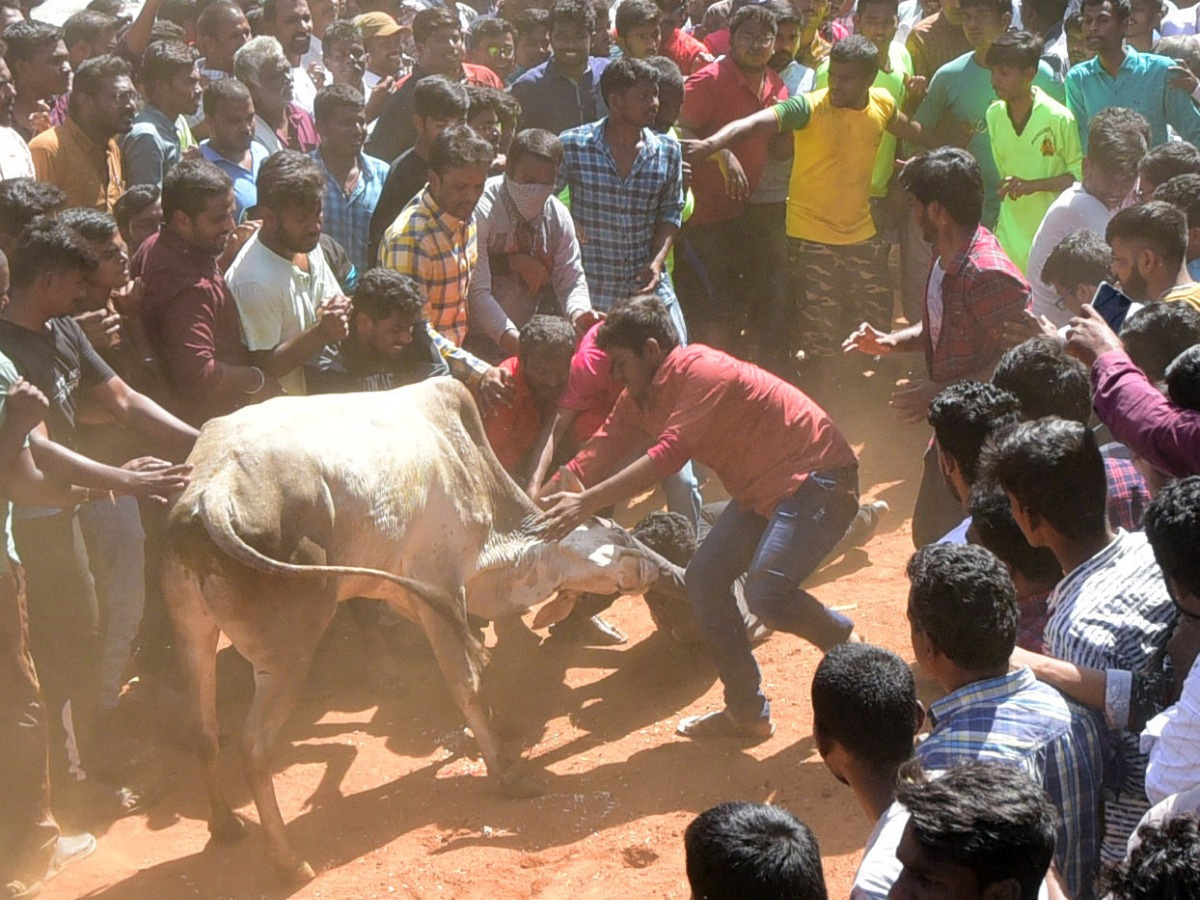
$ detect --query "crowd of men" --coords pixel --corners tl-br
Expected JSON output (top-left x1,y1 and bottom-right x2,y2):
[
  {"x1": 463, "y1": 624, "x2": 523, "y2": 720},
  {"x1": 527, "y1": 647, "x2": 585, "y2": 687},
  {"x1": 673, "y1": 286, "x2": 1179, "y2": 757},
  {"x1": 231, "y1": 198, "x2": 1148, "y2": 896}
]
[{"x1": 0, "y1": 0, "x2": 1199, "y2": 893}]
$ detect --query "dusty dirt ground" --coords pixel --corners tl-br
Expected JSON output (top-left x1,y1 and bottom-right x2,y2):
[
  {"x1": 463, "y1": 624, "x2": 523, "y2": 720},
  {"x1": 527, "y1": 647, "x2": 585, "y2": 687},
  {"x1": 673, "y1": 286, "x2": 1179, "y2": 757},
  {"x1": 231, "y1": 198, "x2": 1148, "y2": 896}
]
[{"x1": 41, "y1": 366, "x2": 945, "y2": 900}]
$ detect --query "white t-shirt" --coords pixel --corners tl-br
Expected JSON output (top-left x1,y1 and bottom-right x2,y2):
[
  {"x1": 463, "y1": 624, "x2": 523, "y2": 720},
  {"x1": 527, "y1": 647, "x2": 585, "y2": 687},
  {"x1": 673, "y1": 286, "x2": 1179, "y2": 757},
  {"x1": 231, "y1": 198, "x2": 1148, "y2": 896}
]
[
  {"x1": 926, "y1": 259, "x2": 947, "y2": 347},
  {"x1": 0, "y1": 126, "x2": 35, "y2": 180},
  {"x1": 851, "y1": 801, "x2": 908, "y2": 900},
  {"x1": 226, "y1": 232, "x2": 343, "y2": 396},
  {"x1": 1027, "y1": 184, "x2": 1113, "y2": 326}
]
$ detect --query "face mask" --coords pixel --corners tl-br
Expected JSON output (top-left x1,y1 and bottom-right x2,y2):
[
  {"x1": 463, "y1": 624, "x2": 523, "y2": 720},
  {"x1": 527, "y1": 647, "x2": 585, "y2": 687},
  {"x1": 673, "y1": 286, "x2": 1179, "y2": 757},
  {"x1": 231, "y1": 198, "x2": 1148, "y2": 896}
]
[{"x1": 503, "y1": 176, "x2": 554, "y2": 221}]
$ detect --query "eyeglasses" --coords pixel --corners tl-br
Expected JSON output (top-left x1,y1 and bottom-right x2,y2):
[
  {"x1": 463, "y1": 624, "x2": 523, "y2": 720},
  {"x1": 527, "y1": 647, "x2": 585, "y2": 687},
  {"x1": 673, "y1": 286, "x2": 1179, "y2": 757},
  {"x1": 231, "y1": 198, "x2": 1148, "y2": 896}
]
[
  {"x1": 1054, "y1": 283, "x2": 1085, "y2": 310},
  {"x1": 487, "y1": 45, "x2": 516, "y2": 58},
  {"x1": 734, "y1": 31, "x2": 776, "y2": 46}
]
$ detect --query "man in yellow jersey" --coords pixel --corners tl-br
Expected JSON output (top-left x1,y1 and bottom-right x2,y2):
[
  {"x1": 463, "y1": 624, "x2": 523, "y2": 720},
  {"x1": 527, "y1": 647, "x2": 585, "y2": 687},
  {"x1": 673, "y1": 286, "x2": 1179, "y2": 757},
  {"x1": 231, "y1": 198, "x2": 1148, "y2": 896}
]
[
  {"x1": 683, "y1": 34, "x2": 929, "y2": 395},
  {"x1": 985, "y1": 30, "x2": 1082, "y2": 273}
]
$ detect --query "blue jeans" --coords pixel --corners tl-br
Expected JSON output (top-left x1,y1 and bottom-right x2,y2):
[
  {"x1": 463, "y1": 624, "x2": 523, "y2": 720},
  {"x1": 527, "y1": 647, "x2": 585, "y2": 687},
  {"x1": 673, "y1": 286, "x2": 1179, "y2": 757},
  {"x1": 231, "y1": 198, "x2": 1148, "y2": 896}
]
[{"x1": 685, "y1": 468, "x2": 859, "y2": 722}]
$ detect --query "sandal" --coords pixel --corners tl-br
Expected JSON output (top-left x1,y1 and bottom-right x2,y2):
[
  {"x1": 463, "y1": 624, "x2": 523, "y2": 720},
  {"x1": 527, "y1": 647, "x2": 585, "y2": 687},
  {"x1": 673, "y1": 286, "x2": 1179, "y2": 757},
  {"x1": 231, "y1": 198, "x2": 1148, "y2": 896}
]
[{"x1": 676, "y1": 709, "x2": 775, "y2": 741}]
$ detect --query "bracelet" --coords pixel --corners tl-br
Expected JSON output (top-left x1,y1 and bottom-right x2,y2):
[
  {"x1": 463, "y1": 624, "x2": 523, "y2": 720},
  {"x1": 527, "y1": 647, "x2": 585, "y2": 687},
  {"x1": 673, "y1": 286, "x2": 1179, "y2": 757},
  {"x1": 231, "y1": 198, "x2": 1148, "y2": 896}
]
[
  {"x1": 244, "y1": 366, "x2": 266, "y2": 395},
  {"x1": 84, "y1": 487, "x2": 116, "y2": 504}
]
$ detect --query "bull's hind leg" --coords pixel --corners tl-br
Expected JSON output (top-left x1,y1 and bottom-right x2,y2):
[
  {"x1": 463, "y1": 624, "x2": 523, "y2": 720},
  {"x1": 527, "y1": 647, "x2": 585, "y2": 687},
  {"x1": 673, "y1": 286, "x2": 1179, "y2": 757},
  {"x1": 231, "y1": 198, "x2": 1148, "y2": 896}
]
[
  {"x1": 162, "y1": 559, "x2": 245, "y2": 843},
  {"x1": 232, "y1": 582, "x2": 337, "y2": 884},
  {"x1": 417, "y1": 605, "x2": 544, "y2": 799}
]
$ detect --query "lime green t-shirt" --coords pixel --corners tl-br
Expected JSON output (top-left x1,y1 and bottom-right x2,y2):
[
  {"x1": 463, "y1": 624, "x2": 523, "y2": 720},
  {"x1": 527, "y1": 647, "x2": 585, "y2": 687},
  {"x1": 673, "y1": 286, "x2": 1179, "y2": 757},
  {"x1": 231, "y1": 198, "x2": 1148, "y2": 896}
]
[
  {"x1": 986, "y1": 86, "x2": 1083, "y2": 273},
  {"x1": 0, "y1": 353, "x2": 25, "y2": 574},
  {"x1": 815, "y1": 42, "x2": 913, "y2": 197}
]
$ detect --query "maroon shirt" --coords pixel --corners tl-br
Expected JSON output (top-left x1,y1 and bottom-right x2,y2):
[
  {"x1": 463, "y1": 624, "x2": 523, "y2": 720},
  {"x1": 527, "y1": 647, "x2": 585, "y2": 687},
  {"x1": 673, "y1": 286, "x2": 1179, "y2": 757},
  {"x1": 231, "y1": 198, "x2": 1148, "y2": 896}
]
[{"x1": 132, "y1": 228, "x2": 253, "y2": 426}]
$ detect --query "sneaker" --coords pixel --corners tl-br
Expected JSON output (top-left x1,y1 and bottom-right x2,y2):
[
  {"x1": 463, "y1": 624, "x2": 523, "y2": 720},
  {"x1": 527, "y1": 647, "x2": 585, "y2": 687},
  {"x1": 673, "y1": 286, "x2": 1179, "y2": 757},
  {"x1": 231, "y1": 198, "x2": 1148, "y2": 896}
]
[
  {"x1": 45, "y1": 834, "x2": 96, "y2": 881},
  {"x1": 548, "y1": 614, "x2": 628, "y2": 646},
  {"x1": 676, "y1": 709, "x2": 774, "y2": 741}
]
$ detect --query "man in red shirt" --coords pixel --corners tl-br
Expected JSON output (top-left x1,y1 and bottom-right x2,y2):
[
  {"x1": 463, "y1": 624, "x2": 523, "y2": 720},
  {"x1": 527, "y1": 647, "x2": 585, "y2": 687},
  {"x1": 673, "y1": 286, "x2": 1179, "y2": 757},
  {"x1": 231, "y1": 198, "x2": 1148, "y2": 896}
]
[
  {"x1": 655, "y1": 0, "x2": 714, "y2": 74},
  {"x1": 132, "y1": 159, "x2": 281, "y2": 426},
  {"x1": 678, "y1": 3, "x2": 787, "y2": 348},
  {"x1": 542, "y1": 294, "x2": 860, "y2": 738}
]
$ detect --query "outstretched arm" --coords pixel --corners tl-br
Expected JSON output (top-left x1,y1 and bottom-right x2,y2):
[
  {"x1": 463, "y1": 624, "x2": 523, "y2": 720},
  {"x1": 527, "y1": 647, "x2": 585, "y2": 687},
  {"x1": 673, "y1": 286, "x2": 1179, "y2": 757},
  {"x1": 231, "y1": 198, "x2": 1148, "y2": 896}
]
[{"x1": 681, "y1": 107, "x2": 781, "y2": 162}]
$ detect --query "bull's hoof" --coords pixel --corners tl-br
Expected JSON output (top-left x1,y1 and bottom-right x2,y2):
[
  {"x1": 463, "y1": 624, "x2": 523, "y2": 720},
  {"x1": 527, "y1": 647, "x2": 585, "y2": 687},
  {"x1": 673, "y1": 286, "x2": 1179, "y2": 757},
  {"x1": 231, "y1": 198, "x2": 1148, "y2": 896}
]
[
  {"x1": 274, "y1": 858, "x2": 316, "y2": 884},
  {"x1": 499, "y1": 771, "x2": 545, "y2": 799},
  {"x1": 208, "y1": 812, "x2": 248, "y2": 843}
]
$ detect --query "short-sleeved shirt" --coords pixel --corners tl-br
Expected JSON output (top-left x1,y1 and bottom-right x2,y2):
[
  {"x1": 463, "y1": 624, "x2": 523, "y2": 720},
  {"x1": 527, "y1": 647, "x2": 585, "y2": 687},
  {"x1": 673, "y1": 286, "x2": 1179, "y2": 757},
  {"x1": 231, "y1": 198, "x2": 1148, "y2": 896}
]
[
  {"x1": 311, "y1": 148, "x2": 391, "y2": 272},
  {"x1": 559, "y1": 321, "x2": 622, "y2": 446},
  {"x1": 306, "y1": 325, "x2": 448, "y2": 394},
  {"x1": 1026, "y1": 183, "x2": 1114, "y2": 324},
  {"x1": 28, "y1": 117, "x2": 124, "y2": 213},
  {"x1": 251, "y1": 104, "x2": 319, "y2": 154},
  {"x1": 816, "y1": 42, "x2": 913, "y2": 198},
  {"x1": 905, "y1": 9, "x2": 971, "y2": 81},
  {"x1": 1162, "y1": 281, "x2": 1200, "y2": 312},
  {"x1": 986, "y1": 87, "x2": 1083, "y2": 273},
  {"x1": 558, "y1": 119, "x2": 686, "y2": 311},
  {"x1": 225, "y1": 231, "x2": 344, "y2": 396},
  {"x1": 0, "y1": 317, "x2": 116, "y2": 449},
  {"x1": 660, "y1": 26, "x2": 713, "y2": 75},
  {"x1": 0, "y1": 352, "x2": 26, "y2": 571},
  {"x1": 914, "y1": 52, "x2": 1064, "y2": 228},
  {"x1": 680, "y1": 56, "x2": 788, "y2": 225},
  {"x1": 1066, "y1": 49, "x2": 1200, "y2": 150},
  {"x1": 773, "y1": 87, "x2": 897, "y2": 245},
  {"x1": 0, "y1": 126, "x2": 35, "y2": 180},
  {"x1": 200, "y1": 141, "x2": 269, "y2": 221},
  {"x1": 368, "y1": 148, "x2": 429, "y2": 267},
  {"x1": 480, "y1": 356, "x2": 545, "y2": 475},
  {"x1": 119, "y1": 103, "x2": 183, "y2": 187}
]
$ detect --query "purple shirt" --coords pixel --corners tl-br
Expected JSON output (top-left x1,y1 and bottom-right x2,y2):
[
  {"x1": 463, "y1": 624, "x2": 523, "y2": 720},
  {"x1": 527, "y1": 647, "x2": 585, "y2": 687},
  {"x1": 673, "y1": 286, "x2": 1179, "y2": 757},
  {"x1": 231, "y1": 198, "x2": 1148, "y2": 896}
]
[{"x1": 1092, "y1": 350, "x2": 1200, "y2": 478}]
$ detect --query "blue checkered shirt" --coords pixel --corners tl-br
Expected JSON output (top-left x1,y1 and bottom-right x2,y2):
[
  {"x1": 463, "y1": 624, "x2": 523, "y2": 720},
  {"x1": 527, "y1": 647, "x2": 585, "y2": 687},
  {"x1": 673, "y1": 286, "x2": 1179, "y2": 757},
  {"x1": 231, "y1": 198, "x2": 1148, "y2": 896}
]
[
  {"x1": 558, "y1": 119, "x2": 685, "y2": 312},
  {"x1": 917, "y1": 667, "x2": 1106, "y2": 900},
  {"x1": 311, "y1": 149, "x2": 390, "y2": 272}
]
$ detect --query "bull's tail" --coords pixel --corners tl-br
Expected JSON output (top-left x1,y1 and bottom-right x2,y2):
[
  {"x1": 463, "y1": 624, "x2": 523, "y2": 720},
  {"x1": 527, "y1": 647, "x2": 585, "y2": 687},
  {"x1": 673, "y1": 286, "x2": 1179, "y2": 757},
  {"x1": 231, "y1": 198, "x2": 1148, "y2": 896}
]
[{"x1": 195, "y1": 491, "x2": 487, "y2": 673}]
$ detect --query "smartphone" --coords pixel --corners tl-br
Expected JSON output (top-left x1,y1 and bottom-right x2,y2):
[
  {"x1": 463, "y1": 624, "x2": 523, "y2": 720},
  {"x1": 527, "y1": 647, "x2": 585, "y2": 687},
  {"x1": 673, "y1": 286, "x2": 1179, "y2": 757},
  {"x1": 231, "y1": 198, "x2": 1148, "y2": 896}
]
[{"x1": 1091, "y1": 282, "x2": 1134, "y2": 332}]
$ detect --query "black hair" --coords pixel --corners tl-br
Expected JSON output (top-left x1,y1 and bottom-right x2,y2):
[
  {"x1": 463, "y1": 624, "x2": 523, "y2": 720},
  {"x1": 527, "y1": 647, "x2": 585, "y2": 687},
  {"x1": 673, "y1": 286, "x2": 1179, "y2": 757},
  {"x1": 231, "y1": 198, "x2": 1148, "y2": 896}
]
[
  {"x1": 896, "y1": 761, "x2": 1057, "y2": 900},
  {"x1": 466, "y1": 83, "x2": 508, "y2": 120},
  {"x1": 428, "y1": 123, "x2": 495, "y2": 175},
  {"x1": 69, "y1": 54, "x2": 132, "y2": 112},
  {"x1": 1120, "y1": 302, "x2": 1200, "y2": 382},
  {"x1": 0, "y1": 179, "x2": 66, "y2": 240},
  {"x1": 643, "y1": 54, "x2": 684, "y2": 94},
  {"x1": 113, "y1": 184, "x2": 161, "y2": 235},
  {"x1": 513, "y1": 6, "x2": 551, "y2": 36},
  {"x1": 596, "y1": 293, "x2": 680, "y2": 354},
  {"x1": 599, "y1": 55, "x2": 658, "y2": 104},
  {"x1": 980, "y1": 417, "x2": 1109, "y2": 542},
  {"x1": 549, "y1": 0, "x2": 596, "y2": 33},
  {"x1": 256, "y1": 149, "x2": 325, "y2": 211},
  {"x1": 149, "y1": 19, "x2": 188, "y2": 42},
  {"x1": 969, "y1": 478, "x2": 1064, "y2": 585},
  {"x1": 765, "y1": 0, "x2": 803, "y2": 25},
  {"x1": 811, "y1": 642, "x2": 917, "y2": 767},
  {"x1": 1080, "y1": 0, "x2": 1130, "y2": 17},
  {"x1": 412, "y1": 6, "x2": 459, "y2": 43},
  {"x1": 631, "y1": 510, "x2": 695, "y2": 567},
  {"x1": 1145, "y1": 475, "x2": 1200, "y2": 608},
  {"x1": 1138, "y1": 141, "x2": 1200, "y2": 190},
  {"x1": 685, "y1": 802, "x2": 828, "y2": 900},
  {"x1": 960, "y1": 0, "x2": 1014, "y2": 15},
  {"x1": 855, "y1": 0, "x2": 901, "y2": 16},
  {"x1": 85, "y1": 0, "x2": 126, "y2": 17},
  {"x1": 197, "y1": 0, "x2": 246, "y2": 37},
  {"x1": 992, "y1": 336, "x2": 1092, "y2": 424},
  {"x1": 413, "y1": 73, "x2": 471, "y2": 120},
  {"x1": 728, "y1": 3, "x2": 777, "y2": 35},
  {"x1": 1107, "y1": 201, "x2": 1188, "y2": 272},
  {"x1": 1039, "y1": 228, "x2": 1113, "y2": 292},
  {"x1": 161, "y1": 158, "x2": 232, "y2": 220},
  {"x1": 2, "y1": 21, "x2": 64, "y2": 66},
  {"x1": 519, "y1": 314, "x2": 575, "y2": 364},
  {"x1": 468, "y1": 14, "x2": 514, "y2": 47},
  {"x1": 906, "y1": 543, "x2": 1019, "y2": 669},
  {"x1": 314, "y1": 81, "x2": 365, "y2": 123},
  {"x1": 984, "y1": 29, "x2": 1042, "y2": 69},
  {"x1": 1088, "y1": 107, "x2": 1150, "y2": 175},
  {"x1": 1099, "y1": 814, "x2": 1200, "y2": 900},
  {"x1": 1153, "y1": 172, "x2": 1200, "y2": 229},
  {"x1": 507, "y1": 127, "x2": 564, "y2": 173},
  {"x1": 1167, "y1": 345, "x2": 1200, "y2": 411},
  {"x1": 203, "y1": 74, "x2": 252, "y2": 117},
  {"x1": 615, "y1": 0, "x2": 660, "y2": 34},
  {"x1": 140, "y1": 39, "x2": 199, "y2": 88},
  {"x1": 161, "y1": 0, "x2": 199, "y2": 26},
  {"x1": 352, "y1": 267, "x2": 425, "y2": 321},
  {"x1": 58, "y1": 207, "x2": 119, "y2": 243},
  {"x1": 901, "y1": 148, "x2": 984, "y2": 229},
  {"x1": 928, "y1": 381, "x2": 1021, "y2": 484},
  {"x1": 322, "y1": 17, "x2": 364, "y2": 50},
  {"x1": 829, "y1": 33, "x2": 878, "y2": 78},
  {"x1": 9, "y1": 218, "x2": 99, "y2": 290},
  {"x1": 63, "y1": 10, "x2": 118, "y2": 47}
]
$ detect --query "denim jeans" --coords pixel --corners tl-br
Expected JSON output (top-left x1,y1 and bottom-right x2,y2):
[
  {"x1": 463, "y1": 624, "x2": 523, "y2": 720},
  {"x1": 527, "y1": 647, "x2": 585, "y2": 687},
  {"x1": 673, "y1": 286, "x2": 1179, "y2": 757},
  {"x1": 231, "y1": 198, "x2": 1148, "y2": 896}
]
[{"x1": 685, "y1": 468, "x2": 859, "y2": 722}]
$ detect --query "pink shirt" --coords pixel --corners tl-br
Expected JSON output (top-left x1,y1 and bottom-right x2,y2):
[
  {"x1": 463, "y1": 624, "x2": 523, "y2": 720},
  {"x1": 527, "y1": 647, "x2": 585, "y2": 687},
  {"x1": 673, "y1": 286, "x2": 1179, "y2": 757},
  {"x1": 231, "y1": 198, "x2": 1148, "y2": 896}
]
[
  {"x1": 559, "y1": 322, "x2": 622, "y2": 446},
  {"x1": 567, "y1": 344, "x2": 857, "y2": 517}
]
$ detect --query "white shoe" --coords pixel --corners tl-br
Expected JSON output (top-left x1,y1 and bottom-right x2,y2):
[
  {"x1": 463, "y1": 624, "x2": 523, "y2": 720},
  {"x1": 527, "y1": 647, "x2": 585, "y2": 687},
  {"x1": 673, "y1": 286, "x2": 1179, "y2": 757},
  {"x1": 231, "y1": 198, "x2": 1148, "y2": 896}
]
[{"x1": 45, "y1": 834, "x2": 96, "y2": 880}]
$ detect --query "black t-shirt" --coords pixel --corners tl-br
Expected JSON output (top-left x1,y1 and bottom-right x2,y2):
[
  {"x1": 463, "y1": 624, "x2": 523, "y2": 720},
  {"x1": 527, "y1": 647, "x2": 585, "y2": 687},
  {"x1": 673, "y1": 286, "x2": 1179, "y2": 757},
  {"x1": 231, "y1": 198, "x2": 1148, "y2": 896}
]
[
  {"x1": 306, "y1": 324, "x2": 449, "y2": 395},
  {"x1": 367, "y1": 148, "x2": 429, "y2": 267},
  {"x1": 0, "y1": 316, "x2": 116, "y2": 449}
]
